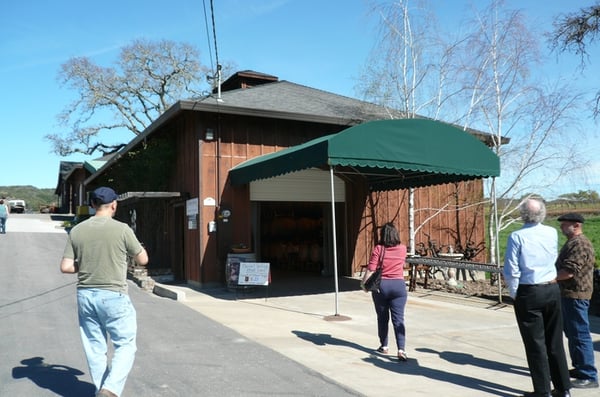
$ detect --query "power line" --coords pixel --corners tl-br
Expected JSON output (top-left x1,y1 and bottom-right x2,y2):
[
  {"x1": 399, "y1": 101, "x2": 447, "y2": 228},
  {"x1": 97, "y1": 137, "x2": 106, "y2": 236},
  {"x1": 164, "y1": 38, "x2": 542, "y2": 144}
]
[
  {"x1": 209, "y1": 0, "x2": 221, "y2": 69},
  {"x1": 202, "y1": 0, "x2": 222, "y2": 97},
  {"x1": 202, "y1": 0, "x2": 215, "y2": 72}
]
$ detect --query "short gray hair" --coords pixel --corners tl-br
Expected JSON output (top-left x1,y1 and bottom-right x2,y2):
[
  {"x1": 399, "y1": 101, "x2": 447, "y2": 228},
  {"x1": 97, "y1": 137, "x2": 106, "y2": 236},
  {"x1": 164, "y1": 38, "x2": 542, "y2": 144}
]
[{"x1": 519, "y1": 198, "x2": 546, "y2": 224}]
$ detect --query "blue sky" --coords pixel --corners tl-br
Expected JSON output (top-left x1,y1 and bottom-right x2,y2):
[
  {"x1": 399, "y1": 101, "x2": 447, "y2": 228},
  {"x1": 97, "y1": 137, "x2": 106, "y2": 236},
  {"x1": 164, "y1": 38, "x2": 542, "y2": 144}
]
[{"x1": 1, "y1": 0, "x2": 598, "y2": 195}]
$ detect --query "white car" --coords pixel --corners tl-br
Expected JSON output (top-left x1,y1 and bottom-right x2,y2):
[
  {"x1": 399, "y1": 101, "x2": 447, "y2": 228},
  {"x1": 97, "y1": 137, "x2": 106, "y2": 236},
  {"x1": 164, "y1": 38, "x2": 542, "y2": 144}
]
[{"x1": 8, "y1": 199, "x2": 26, "y2": 213}]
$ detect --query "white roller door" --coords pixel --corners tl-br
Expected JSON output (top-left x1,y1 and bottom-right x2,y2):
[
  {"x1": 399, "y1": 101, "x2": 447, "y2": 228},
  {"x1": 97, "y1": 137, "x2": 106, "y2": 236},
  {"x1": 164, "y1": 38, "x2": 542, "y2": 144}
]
[{"x1": 249, "y1": 168, "x2": 345, "y2": 202}]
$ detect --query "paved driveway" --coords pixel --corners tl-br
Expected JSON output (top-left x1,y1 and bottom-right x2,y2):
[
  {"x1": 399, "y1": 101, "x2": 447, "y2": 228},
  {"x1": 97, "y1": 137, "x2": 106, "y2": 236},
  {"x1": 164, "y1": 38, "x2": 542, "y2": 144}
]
[
  {"x1": 0, "y1": 214, "x2": 361, "y2": 397},
  {"x1": 4, "y1": 213, "x2": 68, "y2": 233}
]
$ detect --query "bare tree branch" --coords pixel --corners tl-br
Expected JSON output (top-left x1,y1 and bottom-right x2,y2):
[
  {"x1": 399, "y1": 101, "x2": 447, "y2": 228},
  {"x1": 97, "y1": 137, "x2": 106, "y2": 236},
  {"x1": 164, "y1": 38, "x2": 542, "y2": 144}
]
[
  {"x1": 45, "y1": 39, "x2": 209, "y2": 156},
  {"x1": 359, "y1": 0, "x2": 589, "y2": 269},
  {"x1": 550, "y1": 4, "x2": 600, "y2": 117},
  {"x1": 550, "y1": 4, "x2": 600, "y2": 59}
]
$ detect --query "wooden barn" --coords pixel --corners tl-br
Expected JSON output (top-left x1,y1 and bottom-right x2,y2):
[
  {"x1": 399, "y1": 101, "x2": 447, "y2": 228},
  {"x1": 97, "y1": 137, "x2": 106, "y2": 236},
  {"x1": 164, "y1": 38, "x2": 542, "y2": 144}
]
[
  {"x1": 55, "y1": 161, "x2": 86, "y2": 215},
  {"x1": 81, "y1": 70, "x2": 501, "y2": 288},
  {"x1": 55, "y1": 156, "x2": 113, "y2": 215}
]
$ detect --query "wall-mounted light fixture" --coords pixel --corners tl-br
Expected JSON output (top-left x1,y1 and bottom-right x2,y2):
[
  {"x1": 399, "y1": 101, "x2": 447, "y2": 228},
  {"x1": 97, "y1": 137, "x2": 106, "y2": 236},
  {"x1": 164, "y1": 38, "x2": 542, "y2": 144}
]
[{"x1": 205, "y1": 128, "x2": 215, "y2": 141}]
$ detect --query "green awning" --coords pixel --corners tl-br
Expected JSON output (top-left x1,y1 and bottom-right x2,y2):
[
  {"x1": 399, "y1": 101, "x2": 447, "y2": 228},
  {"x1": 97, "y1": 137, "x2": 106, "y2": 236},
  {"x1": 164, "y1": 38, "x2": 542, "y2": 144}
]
[{"x1": 229, "y1": 119, "x2": 500, "y2": 191}]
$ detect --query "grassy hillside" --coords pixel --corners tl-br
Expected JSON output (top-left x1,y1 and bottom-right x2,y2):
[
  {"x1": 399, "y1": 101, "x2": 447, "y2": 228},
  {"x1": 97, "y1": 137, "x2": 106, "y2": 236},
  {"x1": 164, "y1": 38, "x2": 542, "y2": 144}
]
[{"x1": 0, "y1": 185, "x2": 57, "y2": 213}]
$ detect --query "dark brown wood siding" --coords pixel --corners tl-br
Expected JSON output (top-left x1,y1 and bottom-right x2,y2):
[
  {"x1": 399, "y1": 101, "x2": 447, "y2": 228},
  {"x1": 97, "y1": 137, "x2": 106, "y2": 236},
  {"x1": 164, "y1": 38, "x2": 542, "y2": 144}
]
[
  {"x1": 115, "y1": 198, "x2": 172, "y2": 273},
  {"x1": 158, "y1": 114, "x2": 202, "y2": 283},
  {"x1": 348, "y1": 180, "x2": 487, "y2": 274},
  {"x1": 122, "y1": 109, "x2": 488, "y2": 286},
  {"x1": 201, "y1": 114, "x2": 344, "y2": 284},
  {"x1": 59, "y1": 168, "x2": 87, "y2": 214}
]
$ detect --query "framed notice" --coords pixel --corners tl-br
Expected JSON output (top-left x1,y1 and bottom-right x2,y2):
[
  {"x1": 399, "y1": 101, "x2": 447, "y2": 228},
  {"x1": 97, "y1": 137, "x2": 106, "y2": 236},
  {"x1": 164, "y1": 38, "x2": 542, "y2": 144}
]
[
  {"x1": 186, "y1": 198, "x2": 199, "y2": 216},
  {"x1": 237, "y1": 262, "x2": 270, "y2": 286}
]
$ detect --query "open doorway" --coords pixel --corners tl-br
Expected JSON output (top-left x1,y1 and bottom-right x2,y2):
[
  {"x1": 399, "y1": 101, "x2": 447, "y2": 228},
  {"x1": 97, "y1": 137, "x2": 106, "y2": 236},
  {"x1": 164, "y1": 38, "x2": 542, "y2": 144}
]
[{"x1": 259, "y1": 202, "x2": 323, "y2": 275}]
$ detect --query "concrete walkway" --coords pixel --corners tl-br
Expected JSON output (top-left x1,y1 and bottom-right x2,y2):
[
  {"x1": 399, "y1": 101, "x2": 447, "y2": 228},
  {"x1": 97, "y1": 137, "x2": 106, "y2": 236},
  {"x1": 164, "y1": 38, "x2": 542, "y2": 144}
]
[{"x1": 154, "y1": 279, "x2": 600, "y2": 397}]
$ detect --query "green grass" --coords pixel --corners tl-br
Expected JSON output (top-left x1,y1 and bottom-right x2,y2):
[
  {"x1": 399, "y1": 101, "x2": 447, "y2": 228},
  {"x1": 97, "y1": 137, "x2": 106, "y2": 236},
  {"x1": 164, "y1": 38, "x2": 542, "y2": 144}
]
[{"x1": 498, "y1": 216, "x2": 600, "y2": 268}]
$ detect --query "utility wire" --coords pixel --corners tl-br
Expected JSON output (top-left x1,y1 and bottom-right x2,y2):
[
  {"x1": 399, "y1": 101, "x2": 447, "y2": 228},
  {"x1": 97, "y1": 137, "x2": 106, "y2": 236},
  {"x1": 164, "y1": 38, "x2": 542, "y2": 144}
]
[
  {"x1": 210, "y1": 0, "x2": 221, "y2": 69},
  {"x1": 202, "y1": 0, "x2": 215, "y2": 73}
]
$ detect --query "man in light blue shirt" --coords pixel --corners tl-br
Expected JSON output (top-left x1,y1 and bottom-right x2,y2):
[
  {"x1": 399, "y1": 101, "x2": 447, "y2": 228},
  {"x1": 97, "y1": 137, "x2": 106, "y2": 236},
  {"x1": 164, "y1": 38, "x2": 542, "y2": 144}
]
[
  {"x1": 504, "y1": 213, "x2": 558, "y2": 299},
  {"x1": 503, "y1": 198, "x2": 570, "y2": 397}
]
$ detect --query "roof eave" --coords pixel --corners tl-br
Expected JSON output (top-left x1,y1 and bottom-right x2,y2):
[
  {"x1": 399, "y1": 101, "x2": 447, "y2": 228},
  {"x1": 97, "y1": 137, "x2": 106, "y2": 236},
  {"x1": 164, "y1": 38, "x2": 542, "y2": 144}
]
[
  {"x1": 84, "y1": 97, "x2": 507, "y2": 186},
  {"x1": 179, "y1": 100, "x2": 361, "y2": 126},
  {"x1": 84, "y1": 100, "x2": 362, "y2": 186}
]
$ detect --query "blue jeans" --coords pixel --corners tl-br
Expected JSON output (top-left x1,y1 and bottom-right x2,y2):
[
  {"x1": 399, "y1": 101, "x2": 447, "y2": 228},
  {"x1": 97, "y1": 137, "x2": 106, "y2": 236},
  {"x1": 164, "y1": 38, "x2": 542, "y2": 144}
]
[
  {"x1": 371, "y1": 279, "x2": 407, "y2": 350},
  {"x1": 77, "y1": 288, "x2": 137, "y2": 396},
  {"x1": 0, "y1": 215, "x2": 6, "y2": 233},
  {"x1": 561, "y1": 297, "x2": 598, "y2": 381}
]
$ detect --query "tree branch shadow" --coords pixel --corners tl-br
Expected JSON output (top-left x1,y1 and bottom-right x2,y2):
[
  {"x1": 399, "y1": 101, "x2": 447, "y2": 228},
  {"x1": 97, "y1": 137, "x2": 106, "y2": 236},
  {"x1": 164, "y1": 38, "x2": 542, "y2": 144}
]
[{"x1": 12, "y1": 356, "x2": 95, "y2": 397}]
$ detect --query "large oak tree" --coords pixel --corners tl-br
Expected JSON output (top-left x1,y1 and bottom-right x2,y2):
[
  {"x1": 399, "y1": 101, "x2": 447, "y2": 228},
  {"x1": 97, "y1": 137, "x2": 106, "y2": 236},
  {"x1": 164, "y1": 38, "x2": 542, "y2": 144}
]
[{"x1": 46, "y1": 39, "x2": 209, "y2": 156}]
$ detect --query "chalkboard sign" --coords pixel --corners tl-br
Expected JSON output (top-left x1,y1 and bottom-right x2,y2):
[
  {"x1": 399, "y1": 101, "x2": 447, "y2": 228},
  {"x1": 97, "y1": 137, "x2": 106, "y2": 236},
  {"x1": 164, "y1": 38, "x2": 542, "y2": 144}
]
[{"x1": 237, "y1": 262, "x2": 270, "y2": 286}]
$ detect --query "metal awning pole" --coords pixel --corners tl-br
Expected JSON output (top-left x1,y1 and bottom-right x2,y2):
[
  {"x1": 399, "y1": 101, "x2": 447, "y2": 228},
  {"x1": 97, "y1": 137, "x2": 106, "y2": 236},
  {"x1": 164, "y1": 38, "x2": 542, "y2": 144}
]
[
  {"x1": 330, "y1": 166, "x2": 340, "y2": 315},
  {"x1": 492, "y1": 177, "x2": 502, "y2": 303}
]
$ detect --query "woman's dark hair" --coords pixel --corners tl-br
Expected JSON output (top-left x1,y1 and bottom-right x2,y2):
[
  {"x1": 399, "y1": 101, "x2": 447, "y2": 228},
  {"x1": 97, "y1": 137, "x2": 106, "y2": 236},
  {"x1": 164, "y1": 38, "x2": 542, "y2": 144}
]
[{"x1": 379, "y1": 222, "x2": 400, "y2": 247}]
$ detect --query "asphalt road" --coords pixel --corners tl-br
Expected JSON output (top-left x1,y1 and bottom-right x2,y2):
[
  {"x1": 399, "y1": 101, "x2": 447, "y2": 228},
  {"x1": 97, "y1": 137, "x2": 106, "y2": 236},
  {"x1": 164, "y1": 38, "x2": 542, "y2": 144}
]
[{"x1": 0, "y1": 214, "x2": 360, "y2": 397}]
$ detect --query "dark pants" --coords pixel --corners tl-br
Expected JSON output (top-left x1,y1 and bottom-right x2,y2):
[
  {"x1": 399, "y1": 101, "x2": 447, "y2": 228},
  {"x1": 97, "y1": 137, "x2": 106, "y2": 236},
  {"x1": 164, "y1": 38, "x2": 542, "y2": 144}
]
[
  {"x1": 514, "y1": 283, "x2": 570, "y2": 394},
  {"x1": 372, "y1": 279, "x2": 407, "y2": 350}
]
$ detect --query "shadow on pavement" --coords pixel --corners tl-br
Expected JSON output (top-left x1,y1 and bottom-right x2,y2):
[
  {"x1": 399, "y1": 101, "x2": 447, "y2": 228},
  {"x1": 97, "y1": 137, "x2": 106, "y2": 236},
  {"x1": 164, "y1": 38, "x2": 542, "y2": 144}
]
[
  {"x1": 292, "y1": 329, "x2": 374, "y2": 354},
  {"x1": 290, "y1": 330, "x2": 528, "y2": 397},
  {"x1": 362, "y1": 355, "x2": 526, "y2": 397},
  {"x1": 416, "y1": 348, "x2": 530, "y2": 376},
  {"x1": 12, "y1": 356, "x2": 95, "y2": 397},
  {"x1": 194, "y1": 272, "x2": 363, "y2": 301}
]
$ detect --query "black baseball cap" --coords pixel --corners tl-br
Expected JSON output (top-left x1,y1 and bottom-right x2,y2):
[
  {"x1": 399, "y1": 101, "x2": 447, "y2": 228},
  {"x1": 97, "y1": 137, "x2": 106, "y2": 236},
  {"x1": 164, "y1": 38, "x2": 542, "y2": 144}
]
[{"x1": 557, "y1": 212, "x2": 585, "y2": 223}]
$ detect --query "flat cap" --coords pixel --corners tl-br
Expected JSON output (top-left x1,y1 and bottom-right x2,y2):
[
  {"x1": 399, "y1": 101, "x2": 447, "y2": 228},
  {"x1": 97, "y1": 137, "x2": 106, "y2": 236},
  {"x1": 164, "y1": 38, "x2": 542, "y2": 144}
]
[
  {"x1": 89, "y1": 187, "x2": 118, "y2": 205},
  {"x1": 557, "y1": 212, "x2": 585, "y2": 223}
]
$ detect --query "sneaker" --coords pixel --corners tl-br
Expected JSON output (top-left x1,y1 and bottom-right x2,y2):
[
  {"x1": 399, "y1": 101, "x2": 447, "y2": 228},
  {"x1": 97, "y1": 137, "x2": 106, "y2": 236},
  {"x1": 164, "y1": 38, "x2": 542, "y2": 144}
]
[
  {"x1": 376, "y1": 346, "x2": 388, "y2": 354},
  {"x1": 397, "y1": 350, "x2": 408, "y2": 362},
  {"x1": 570, "y1": 378, "x2": 599, "y2": 389}
]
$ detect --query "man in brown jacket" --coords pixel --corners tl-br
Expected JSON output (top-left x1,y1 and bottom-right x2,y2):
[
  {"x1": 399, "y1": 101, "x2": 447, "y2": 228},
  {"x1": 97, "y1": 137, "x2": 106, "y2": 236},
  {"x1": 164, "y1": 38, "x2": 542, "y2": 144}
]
[{"x1": 556, "y1": 212, "x2": 599, "y2": 389}]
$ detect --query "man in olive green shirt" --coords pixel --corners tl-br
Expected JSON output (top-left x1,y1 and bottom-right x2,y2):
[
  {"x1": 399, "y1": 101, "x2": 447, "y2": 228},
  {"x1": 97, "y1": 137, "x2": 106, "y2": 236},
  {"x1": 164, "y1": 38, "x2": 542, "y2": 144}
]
[{"x1": 61, "y1": 187, "x2": 148, "y2": 397}]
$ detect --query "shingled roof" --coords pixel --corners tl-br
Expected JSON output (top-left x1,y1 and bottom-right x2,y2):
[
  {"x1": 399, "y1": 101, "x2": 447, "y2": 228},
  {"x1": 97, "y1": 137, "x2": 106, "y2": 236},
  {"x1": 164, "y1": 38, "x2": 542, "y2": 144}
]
[
  {"x1": 198, "y1": 79, "x2": 405, "y2": 124},
  {"x1": 85, "y1": 70, "x2": 505, "y2": 185}
]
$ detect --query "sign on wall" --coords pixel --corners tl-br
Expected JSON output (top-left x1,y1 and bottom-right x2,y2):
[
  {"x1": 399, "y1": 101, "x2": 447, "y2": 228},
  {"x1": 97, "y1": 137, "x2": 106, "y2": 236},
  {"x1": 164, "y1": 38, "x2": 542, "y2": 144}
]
[
  {"x1": 186, "y1": 198, "x2": 199, "y2": 230},
  {"x1": 186, "y1": 198, "x2": 199, "y2": 215}
]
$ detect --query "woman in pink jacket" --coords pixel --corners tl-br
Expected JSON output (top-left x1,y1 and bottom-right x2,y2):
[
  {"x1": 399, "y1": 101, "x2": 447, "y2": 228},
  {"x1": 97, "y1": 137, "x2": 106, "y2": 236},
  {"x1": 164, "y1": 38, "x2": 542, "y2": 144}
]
[{"x1": 361, "y1": 222, "x2": 408, "y2": 361}]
